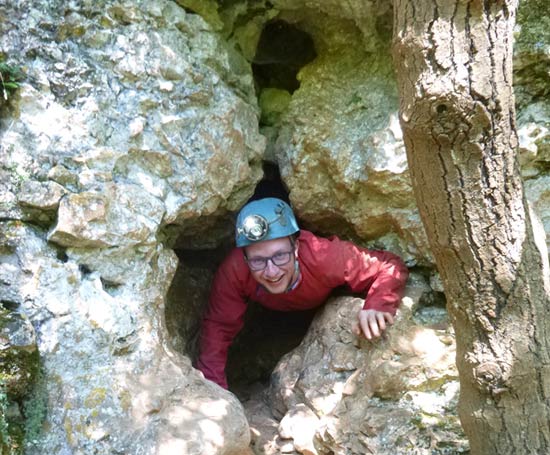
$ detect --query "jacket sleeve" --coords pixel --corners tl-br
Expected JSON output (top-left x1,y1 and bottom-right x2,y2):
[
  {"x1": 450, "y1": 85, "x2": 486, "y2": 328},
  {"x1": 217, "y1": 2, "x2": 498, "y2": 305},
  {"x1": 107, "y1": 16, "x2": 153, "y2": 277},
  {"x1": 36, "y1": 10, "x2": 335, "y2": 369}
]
[
  {"x1": 196, "y1": 255, "x2": 248, "y2": 389},
  {"x1": 336, "y1": 239, "x2": 409, "y2": 315}
]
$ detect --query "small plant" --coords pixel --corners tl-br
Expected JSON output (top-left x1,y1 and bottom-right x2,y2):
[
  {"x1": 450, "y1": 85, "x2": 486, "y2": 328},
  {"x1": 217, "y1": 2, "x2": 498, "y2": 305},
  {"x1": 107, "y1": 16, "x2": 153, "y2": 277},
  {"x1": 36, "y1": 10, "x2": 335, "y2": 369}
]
[
  {"x1": 0, "y1": 60, "x2": 23, "y2": 101},
  {"x1": 0, "y1": 380, "x2": 14, "y2": 455},
  {"x1": 22, "y1": 369, "x2": 47, "y2": 448}
]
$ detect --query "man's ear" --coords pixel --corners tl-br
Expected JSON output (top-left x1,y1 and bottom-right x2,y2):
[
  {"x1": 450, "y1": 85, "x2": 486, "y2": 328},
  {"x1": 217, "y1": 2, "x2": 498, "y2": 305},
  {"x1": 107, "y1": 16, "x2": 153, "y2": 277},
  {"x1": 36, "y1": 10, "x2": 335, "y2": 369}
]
[{"x1": 294, "y1": 238, "x2": 299, "y2": 257}]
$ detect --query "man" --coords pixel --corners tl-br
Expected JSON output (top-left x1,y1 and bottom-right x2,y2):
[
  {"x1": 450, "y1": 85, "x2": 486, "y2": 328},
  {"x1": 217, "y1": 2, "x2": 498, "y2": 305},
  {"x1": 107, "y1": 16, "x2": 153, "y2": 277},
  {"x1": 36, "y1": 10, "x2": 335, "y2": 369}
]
[{"x1": 196, "y1": 197, "x2": 409, "y2": 389}]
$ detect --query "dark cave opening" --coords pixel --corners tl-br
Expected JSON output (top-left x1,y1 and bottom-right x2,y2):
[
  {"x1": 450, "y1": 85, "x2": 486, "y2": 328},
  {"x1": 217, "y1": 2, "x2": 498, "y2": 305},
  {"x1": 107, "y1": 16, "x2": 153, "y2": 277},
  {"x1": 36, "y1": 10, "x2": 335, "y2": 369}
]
[
  {"x1": 252, "y1": 19, "x2": 317, "y2": 93},
  {"x1": 226, "y1": 303, "x2": 316, "y2": 398},
  {"x1": 165, "y1": 162, "x2": 315, "y2": 396}
]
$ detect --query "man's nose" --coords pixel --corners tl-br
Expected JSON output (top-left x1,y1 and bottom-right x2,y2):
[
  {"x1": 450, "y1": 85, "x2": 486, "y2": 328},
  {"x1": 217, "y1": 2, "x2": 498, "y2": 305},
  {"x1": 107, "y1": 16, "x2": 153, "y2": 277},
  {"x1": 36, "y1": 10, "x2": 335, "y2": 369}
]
[{"x1": 264, "y1": 258, "x2": 279, "y2": 275}]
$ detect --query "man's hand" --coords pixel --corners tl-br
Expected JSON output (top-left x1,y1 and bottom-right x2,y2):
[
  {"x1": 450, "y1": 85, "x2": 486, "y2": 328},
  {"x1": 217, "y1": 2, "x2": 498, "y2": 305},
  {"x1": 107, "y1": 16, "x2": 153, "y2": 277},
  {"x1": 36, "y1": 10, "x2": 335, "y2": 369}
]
[{"x1": 352, "y1": 309, "x2": 394, "y2": 340}]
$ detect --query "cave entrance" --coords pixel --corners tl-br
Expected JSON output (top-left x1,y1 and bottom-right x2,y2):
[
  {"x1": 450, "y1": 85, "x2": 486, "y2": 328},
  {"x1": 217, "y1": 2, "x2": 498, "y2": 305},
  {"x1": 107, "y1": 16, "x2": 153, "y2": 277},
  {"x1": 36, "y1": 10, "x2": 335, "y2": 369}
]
[
  {"x1": 252, "y1": 19, "x2": 317, "y2": 94},
  {"x1": 165, "y1": 163, "x2": 315, "y2": 398}
]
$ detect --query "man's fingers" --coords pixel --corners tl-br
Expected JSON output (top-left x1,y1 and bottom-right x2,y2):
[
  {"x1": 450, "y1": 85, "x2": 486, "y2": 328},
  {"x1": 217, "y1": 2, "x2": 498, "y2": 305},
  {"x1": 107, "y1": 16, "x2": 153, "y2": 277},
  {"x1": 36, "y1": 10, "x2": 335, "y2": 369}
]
[
  {"x1": 375, "y1": 312, "x2": 386, "y2": 333},
  {"x1": 369, "y1": 315, "x2": 381, "y2": 338},
  {"x1": 360, "y1": 316, "x2": 372, "y2": 340},
  {"x1": 356, "y1": 310, "x2": 395, "y2": 340},
  {"x1": 361, "y1": 321, "x2": 372, "y2": 340}
]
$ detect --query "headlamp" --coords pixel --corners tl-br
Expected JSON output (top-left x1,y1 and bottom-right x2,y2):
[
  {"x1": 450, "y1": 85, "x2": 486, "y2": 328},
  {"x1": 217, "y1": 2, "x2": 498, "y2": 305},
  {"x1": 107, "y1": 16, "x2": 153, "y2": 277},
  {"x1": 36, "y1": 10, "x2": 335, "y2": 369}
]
[{"x1": 239, "y1": 214, "x2": 269, "y2": 241}]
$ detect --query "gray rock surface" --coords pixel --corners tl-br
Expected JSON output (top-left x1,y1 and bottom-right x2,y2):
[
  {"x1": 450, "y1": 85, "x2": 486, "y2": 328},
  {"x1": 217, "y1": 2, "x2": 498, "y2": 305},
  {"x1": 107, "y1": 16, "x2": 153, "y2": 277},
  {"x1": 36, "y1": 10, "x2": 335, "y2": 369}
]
[
  {"x1": 1, "y1": 0, "x2": 261, "y2": 453},
  {"x1": 1, "y1": 0, "x2": 264, "y2": 248},
  {"x1": 1, "y1": 220, "x2": 251, "y2": 455},
  {"x1": 244, "y1": 0, "x2": 550, "y2": 264},
  {"x1": 243, "y1": 277, "x2": 467, "y2": 455},
  {"x1": 274, "y1": 18, "x2": 424, "y2": 263}
]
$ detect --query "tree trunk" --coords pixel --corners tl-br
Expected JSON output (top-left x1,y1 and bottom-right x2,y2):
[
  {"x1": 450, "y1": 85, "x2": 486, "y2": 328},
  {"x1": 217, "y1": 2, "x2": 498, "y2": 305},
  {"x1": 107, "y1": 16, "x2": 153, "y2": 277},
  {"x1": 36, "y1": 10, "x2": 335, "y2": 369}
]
[{"x1": 392, "y1": 1, "x2": 550, "y2": 453}]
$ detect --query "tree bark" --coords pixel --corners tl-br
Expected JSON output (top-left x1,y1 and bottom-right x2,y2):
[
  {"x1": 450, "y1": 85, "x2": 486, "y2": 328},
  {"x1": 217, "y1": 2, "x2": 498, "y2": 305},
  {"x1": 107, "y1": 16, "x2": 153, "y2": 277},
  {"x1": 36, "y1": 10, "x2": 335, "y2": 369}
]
[{"x1": 392, "y1": 1, "x2": 550, "y2": 453}]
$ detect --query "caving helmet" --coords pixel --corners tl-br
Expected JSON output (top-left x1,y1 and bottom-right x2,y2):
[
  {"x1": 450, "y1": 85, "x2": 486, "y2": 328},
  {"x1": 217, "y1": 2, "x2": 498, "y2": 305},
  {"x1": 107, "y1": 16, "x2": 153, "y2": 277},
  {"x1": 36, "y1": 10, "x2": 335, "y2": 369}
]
[{"x1": 235, "y1": 197, "x2": 299, "y2": 247}]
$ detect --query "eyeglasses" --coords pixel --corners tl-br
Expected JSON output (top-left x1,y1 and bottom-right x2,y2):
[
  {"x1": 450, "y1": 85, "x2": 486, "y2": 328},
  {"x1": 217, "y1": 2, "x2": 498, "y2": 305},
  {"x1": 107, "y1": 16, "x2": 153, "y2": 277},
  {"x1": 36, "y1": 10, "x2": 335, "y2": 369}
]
[{"x1": 245, "y1": 251, "x2": 294, "y2": 271}]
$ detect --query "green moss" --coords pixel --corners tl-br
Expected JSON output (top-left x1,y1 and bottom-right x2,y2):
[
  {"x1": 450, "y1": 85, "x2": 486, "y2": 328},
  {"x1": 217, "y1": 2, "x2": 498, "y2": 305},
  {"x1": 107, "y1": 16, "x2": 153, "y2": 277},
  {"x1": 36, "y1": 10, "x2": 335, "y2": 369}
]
[
  {"x1": 174, "y1": 0, "x2": 223, "y2": 30},
  {"x1": 259, "y1": 88, "x2": 292, "y2": 126},
  {"x1": 22, "y1": 370, "x2": 47, "y2": 446},
  {"x1": 412, "y1": 375, "x2": 458, "y2": 393},
  {"x1": 514, "y1": 0, "x2": 550, "y2": 108},
  {"x1": 516, "y1": 0, "x2": 550, "y2": 53},
  {"x1": 0, "y1": 374, "x2": 45, "y2": 454},
  {"x1": 0, "y1": 384, "x2": 13, "y2": 453},
  {"x1": 0, "y1": 381, "x2": 23, "y2": 455},
  {"x1": 0, "y1": 309, "x2": 39, "y2": 400},
  {"x1": 410, "y1": 414, "x2": 426, "y2": 430},
  {"x1": 0, "y1": 59, "x2": 23, "y2": 103},
  {"x1": 0, "y1": 307, "x2": 44, "y2": 452}
]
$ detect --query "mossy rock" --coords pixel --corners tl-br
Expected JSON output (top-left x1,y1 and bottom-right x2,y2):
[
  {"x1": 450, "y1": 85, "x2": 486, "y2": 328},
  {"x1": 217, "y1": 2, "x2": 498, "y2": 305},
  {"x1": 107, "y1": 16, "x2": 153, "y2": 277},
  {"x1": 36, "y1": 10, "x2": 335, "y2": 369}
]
[
  {"x1": 0, "y1": 307, "x2": 41, "y2": 454},
  {"x1": 259, "y1": 88, "x2": 292, "y2": 126},
  {"x1": 0, "y1": 308, "x2": 39, "y2": 400}
]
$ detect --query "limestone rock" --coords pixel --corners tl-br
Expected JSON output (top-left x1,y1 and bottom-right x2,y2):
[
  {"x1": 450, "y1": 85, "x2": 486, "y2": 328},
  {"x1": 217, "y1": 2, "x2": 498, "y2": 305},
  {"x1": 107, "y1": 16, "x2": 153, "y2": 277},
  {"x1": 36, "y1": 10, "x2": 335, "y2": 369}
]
[
  {"x1": 48, "y1": 182, "x2": 165, "y2": 248},
  {"x1": 269, "y1": 0, "x2": 392, "y2": 48},
  {"x1": 17, "y1": 180, "x2": 67, "y2": 225},
  {"x1": 0, "y1": 308, "x2": 38, "y2": 399},
  {"x1": 0, "y1": 0, "x2": 261, "y2": 452},
  {"x1": 1, "y1": 219, "x2": 252, "y2": 455},
  {"x1": 239, "y1": 0, "x2": 550, "y2": 267},
  {"x1": 245, "y1": 393, "x2": 286, "y2": 455},
  {"x1": 1, "y1": 0, "x2": 264, "y2": 249},
  {"x1": 267, "y1": 276, "x2": 467, "y2": 455},
  {"x1": 525, "y1": 176, "x2": 550, "y2": 252},
  {"x1": 1, "y1": 0, "x2": 550, "y2": 454},
  {"x1": 514, "y1": 0, "x2": 550, "y2": 112},
  {"x1": 279, "y1": 404, "x2": 319, "y2": 455},
  {"x1": 517, "y1": 102, "x2": 550, "y2": 174},
  {"x1": 271, "y1": 12, "x2": 428, "y2": 265}
]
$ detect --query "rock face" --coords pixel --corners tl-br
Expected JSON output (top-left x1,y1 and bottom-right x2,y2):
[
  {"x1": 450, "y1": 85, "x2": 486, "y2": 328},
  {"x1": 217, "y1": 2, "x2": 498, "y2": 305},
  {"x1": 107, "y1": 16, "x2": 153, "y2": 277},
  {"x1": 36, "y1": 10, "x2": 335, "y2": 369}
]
[
  {"x1": 0, "y1": 221, "x2": 251, "y2": 455},
  {"x1": 272, "y1": 6, "x2": 425, "y2": 264},
  {"x1": 1, "y1": 0, "x2": 265, "y2": 248},
  {"x1": 244, "y1": 279, "x2": 466, "y2": 455},
  {"x1": 0, "y1": 0, "x2": 549, "y2": 454},
  {"x1": 233, "y1": 0, "x2": 550, "y2": 266},
  {"x1": 1, "y1": 0, "x2": 262, "y2": 453},
  {"x1": 516, "y1": 0, "x2": 550, "y2": 251}
]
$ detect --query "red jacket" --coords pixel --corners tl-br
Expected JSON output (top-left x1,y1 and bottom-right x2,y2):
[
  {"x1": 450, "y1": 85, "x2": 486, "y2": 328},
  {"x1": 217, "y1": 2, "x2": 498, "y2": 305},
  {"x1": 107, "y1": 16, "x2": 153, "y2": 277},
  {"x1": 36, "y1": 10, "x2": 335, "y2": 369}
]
[{"x1": 196, "y1": 230, "x2": 409, "y2": 388}]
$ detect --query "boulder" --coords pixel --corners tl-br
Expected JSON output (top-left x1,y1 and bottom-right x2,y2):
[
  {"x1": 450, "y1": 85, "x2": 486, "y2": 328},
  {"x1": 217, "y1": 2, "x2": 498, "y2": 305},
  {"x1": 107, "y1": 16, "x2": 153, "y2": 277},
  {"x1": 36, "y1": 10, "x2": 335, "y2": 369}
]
[{"x1": 261, "y1": 275, "x2": 467, "y2": 455}]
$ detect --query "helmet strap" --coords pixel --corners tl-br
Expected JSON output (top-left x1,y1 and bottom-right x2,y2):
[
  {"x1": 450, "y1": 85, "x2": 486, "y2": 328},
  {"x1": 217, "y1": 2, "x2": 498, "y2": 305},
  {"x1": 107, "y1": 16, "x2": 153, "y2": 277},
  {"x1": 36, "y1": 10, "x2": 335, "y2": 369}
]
[{"x1": 285, "y1": 257, "x2": 301, "y2": 292}]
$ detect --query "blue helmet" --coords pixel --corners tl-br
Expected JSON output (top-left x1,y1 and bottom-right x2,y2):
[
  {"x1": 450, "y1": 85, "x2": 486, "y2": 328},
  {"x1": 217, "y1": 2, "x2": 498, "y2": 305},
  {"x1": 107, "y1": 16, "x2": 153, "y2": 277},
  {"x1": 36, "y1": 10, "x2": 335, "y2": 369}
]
[{"x1": 235, "y1": 197, "x2": 299, "y2": 247}]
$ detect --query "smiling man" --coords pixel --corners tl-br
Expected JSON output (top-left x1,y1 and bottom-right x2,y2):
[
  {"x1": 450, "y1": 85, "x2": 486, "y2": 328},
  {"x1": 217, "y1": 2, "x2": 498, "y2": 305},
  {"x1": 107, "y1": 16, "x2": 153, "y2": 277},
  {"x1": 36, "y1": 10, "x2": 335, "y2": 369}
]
[{"x1": 196, "y1": 197, "x2": 409, "y2": 389}]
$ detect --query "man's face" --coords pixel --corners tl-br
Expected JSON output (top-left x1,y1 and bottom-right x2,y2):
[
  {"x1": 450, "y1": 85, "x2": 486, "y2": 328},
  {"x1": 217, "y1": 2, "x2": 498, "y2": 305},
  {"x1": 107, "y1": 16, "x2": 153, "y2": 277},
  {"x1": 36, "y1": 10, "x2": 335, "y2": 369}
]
[{"x1": 244, "y1": 236, "x2": 299, "y2": 294}]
